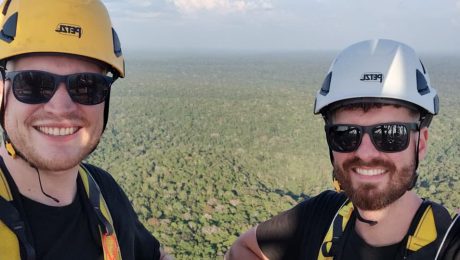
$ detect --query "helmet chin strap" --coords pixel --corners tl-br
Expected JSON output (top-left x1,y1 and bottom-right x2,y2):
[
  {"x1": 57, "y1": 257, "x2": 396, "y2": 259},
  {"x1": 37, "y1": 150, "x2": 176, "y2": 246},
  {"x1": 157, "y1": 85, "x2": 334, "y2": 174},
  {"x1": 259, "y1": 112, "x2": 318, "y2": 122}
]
[
  {"x1": 356, "y1": 211, "x2": 378, "y2": 226},
  {"x1": 3, "y1": 132, "x2": 60, "y2": 203}
]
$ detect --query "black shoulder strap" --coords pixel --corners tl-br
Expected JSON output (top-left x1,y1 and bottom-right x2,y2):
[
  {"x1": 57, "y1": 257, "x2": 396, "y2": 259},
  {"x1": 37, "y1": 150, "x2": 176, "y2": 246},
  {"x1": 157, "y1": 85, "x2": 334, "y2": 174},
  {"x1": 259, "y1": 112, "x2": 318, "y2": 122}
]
[{"x1": 0, "y1": 196, "x2": 35, "y2": 260}]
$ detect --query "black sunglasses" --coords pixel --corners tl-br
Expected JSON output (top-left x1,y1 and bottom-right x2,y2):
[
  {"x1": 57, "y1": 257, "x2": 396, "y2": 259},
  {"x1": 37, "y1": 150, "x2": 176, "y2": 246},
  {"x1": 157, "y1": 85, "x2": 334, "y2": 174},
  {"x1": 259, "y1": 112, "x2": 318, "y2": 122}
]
[
  {"x1": 325, "y1": 122, "x2": 419, "y2": 153},
  {"x1": 5, "y1": 70, "x2": 114, "y2": 105}
]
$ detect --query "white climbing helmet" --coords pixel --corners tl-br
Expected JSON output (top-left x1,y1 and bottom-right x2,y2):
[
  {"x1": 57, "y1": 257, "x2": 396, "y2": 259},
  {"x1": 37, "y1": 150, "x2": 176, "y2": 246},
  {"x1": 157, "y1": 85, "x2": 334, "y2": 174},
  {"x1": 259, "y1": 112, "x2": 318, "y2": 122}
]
[{"x1": 314, "y1": 39, "x2": 439, "y2": 121}]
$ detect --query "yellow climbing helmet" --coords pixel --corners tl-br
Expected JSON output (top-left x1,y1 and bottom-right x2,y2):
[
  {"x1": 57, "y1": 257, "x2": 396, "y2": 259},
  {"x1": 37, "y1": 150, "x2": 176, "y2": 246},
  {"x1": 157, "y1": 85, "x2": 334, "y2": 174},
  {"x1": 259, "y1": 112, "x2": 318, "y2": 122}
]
[{"x1": 0, "y1": 0, "x2": 124, "y2": 77}]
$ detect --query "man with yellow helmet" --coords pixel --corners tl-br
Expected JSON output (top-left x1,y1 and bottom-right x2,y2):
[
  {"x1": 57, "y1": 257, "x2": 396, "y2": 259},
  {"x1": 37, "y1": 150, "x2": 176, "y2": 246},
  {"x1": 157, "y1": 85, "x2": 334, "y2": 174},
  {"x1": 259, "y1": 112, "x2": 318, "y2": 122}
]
[
  {"x1": 0, "y1": 0, "x2": 168, "y2": 259},
  {"x1": 226, "y1": 39, "x2": 456, "y2": 259}
]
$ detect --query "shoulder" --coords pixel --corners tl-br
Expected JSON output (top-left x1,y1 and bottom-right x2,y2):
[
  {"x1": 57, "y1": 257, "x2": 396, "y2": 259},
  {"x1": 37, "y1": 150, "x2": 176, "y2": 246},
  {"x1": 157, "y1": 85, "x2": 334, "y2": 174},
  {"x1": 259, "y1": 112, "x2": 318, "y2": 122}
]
[
  {"x1": 256, "y1": 190, "x2": 347, "y2": 259},
  {"x1": 295, "y1": 190, "x2": 347, "y2": 212},
  {"x1": 305, "y1": 190, "x2": 347, "y2": 205},
  {"x1": 258, "y1": 190, "x2": 347, "y2": 235},
  {"x1": 262, "y1": 190, "x2": 346, "y2": 225},
  {"x1": 81, "y1": 163, "x2": 116, "y2": 185},
  {"x1": 81, "y1": 163, "x2": 122, "y2": 195},
  {"x1": 261, "y1": 190, "x2": 346, "y2": 226},
  {"x1": 288, "y1": 190, "x2": 347, "y2": 231},
  {"x1": 80, "y1": 163, "x2": 132, "y2": 216}
]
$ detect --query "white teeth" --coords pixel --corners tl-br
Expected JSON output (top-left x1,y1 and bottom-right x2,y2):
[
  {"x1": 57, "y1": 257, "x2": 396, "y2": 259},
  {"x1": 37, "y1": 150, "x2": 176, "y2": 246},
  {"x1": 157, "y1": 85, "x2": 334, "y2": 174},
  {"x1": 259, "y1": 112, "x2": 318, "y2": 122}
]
[
  {"x1": 38, "y1": 126, "x2": 78, "y2": 136},
  {"x1": 355, "y1": 168, "x2": 385, "y2": 176}
]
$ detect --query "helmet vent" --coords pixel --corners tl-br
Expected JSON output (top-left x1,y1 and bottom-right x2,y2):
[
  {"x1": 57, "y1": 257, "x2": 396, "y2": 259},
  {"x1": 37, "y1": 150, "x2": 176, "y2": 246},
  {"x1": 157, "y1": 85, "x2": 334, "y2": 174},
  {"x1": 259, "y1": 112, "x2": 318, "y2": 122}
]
[
  {"x1": 416, "y1": 70, "x2": 430, "y2": 95},
  {"x1": 0, "y1": 12, "x2": 17, "y2": 43},
  {"x1": 112, "y1": 28, "x2": 122, "y2": 57},
  {"x1": 320, "y1": 72, "x2": 332, "y2": 96}
]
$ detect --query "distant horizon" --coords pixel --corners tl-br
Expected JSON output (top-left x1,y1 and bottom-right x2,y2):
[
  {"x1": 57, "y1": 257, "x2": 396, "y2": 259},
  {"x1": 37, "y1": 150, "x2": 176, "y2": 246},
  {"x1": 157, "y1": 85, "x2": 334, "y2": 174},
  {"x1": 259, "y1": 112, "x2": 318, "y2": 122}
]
[
  {"x1": 105, "y1": 0, "x2": 460, "y2": 55},
  {"x1": 122, "y1": 47, "x2": 460, "y2": 58}
]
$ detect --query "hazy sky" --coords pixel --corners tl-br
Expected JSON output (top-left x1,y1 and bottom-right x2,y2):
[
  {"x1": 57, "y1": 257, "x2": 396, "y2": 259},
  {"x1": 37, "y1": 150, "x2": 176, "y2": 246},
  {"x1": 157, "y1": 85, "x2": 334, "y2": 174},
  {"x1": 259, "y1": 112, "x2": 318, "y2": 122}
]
[{"x1": 104, "y1": 0, "x2": 460, "y2": 54}]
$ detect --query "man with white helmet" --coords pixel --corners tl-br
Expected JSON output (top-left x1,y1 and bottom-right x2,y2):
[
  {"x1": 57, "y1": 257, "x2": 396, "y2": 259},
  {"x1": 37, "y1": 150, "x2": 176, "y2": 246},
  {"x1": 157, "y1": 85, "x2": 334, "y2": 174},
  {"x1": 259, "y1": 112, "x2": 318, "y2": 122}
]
[
  {"x1": 225, "y1": 39, "x2": 455, "y2": 259},
  {"x1": 0, "y1": 0, "x2": 169, "y2": 259}
]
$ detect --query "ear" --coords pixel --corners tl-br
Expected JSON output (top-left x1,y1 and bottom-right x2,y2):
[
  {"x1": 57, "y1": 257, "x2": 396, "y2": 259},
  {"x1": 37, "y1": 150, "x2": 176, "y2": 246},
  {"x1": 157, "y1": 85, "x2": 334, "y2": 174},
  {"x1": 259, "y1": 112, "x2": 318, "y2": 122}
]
[{"x1": 417, "y1": 127, "x2": 429, "y2": 161}]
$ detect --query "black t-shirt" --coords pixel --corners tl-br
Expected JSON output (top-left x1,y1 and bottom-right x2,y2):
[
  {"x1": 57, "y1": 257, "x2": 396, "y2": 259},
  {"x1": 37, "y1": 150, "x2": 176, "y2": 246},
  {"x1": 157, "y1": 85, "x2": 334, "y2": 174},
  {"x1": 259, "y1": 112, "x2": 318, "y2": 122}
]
[
  {"x1": 0, "y1": 157, "x2": 161, "y2": 260},
  {"x1": 20, "y1": 190, "x2": 101, "y2": 260},
  {"x1": 256, "y1": 190, "x2": 451, "y2": 260},
  {"x1": 339, "y1": 217, "x2": 402, "y2": 260}
]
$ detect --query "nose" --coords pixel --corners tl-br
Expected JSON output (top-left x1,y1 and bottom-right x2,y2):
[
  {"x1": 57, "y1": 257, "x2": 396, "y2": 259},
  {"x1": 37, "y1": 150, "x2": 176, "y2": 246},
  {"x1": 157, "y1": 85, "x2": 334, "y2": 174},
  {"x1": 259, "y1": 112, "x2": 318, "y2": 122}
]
[
  {"x1": 354, "y1": 133, "x2": 380, "y2": 161},
  {"x1": 43, "y1": 83, "x2": 77, "y2": 114}
]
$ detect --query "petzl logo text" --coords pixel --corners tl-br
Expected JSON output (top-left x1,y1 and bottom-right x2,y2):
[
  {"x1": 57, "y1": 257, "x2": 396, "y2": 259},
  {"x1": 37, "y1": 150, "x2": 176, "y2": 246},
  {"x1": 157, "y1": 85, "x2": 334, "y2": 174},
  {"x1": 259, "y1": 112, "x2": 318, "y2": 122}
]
[
  {"x1": 55, "y1": 24, "x2": 82, "y2": 38},
  {"x1": 360, "y1": 73, "x2": 383, "y2": 83}
]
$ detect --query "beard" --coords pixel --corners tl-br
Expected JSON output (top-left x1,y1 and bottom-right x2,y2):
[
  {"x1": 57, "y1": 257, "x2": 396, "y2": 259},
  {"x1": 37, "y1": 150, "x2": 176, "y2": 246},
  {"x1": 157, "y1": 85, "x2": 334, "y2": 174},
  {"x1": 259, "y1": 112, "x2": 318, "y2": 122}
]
[
  {"x1": 333, "y1": 156, "x2": 415, "y2": 210},
  {"x1": 6, "y1": 110, "x2": 102, "y2": 172},
  {"x1": 12, "y1": 133, "x2": 101, "y2": 171}
]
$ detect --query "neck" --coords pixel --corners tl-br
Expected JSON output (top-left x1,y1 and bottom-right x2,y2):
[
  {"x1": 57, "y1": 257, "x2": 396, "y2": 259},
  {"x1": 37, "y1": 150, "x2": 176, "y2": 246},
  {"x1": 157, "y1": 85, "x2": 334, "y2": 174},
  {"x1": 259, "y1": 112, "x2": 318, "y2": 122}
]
[
  {"x1": 355, "y1": 191, "x2": 423, "y2": 246},
  {"x1": 0, "y1": 146, "x2": 79, "y2": 206}
]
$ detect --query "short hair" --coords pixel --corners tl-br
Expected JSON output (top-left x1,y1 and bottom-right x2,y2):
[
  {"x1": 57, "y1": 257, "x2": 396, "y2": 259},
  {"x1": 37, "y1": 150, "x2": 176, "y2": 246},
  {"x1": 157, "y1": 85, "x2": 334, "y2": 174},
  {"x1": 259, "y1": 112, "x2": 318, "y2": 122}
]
[{"x1": 327, "y1": 102, "x2": 420, "y2": 123}]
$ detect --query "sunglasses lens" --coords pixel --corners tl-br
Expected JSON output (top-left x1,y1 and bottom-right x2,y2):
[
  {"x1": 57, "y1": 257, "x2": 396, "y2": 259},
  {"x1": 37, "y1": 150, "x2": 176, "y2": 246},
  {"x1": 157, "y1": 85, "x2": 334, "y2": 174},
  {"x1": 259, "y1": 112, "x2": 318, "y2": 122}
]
[
  {"x1": 328, "y1": 125, "x2": 361, "y2": 152},
  {"x1": 372, "y1": 124, "x2": 409, "y2": 152},
  {"x1": 68, "y1": 74, "x2": 111, "y2": 105},
  {"x1": 327, "y1": 123, "x2": 412, "y2": 153},
  {"x1": 12, "y1": 71, "x2": 55, "y2": 104},
  {"x1": 8, "y1": 71, "x2": 112, "y2": 105}
]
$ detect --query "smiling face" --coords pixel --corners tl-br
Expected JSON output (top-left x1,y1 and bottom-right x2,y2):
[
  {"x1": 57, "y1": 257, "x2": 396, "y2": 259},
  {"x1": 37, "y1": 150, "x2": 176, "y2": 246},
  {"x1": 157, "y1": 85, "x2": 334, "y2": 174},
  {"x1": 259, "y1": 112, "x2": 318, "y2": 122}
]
[
  {"x1": 3, "y1": 54, "x2": 105, "y2": 171},
  {"x1": 331, "y1": 105, "x2": 428, "y2": 210}
]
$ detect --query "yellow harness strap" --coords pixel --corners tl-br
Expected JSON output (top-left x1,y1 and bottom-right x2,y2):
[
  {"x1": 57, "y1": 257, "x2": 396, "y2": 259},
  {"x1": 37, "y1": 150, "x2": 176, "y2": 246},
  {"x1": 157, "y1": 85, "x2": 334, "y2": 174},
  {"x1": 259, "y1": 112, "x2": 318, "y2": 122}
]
[
  {"x1": 318, "y1": 200, "x2": 441, "y2": 259},
  {"x1": 406, "y1": 204, "x2": 437, "y2": 251},
  {"x1": 318, "y1": 199, "x2": 352, "y2": 260},
  {"x1": 79, "y1": 165, "x2": 122, "y2": 260},
  {"x1": 0, "y1": 165, "x2": 122, "y2": 260},
  {"x1": 0, "y1": 167, "x2": 21, "y2": 260}
]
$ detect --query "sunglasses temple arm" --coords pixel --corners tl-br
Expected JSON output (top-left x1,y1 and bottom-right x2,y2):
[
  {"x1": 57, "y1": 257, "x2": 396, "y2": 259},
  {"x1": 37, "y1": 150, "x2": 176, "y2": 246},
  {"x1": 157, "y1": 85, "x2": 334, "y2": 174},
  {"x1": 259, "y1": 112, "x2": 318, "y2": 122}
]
[{"x1": 408, "y1": 130, "x2": 422, "y2": 190}]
